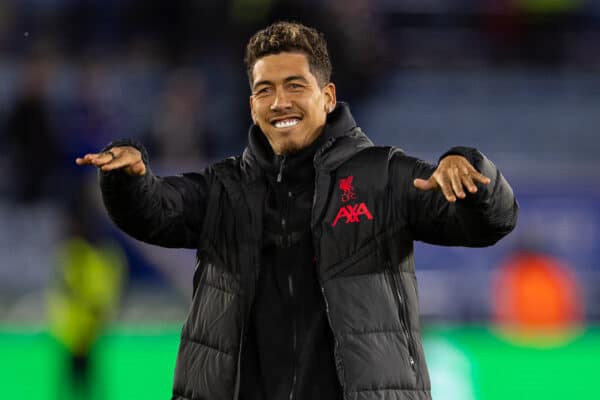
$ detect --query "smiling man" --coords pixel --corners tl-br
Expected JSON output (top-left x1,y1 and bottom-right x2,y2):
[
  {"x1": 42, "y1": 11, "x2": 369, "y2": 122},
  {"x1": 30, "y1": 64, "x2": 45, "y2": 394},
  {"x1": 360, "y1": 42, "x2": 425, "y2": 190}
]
[
  {"x1": 77, "y1": 22, "x2": 518, "y2": 400},
  {"x1": 249, "y1": 50, "x2": 335, "y2": 155}
]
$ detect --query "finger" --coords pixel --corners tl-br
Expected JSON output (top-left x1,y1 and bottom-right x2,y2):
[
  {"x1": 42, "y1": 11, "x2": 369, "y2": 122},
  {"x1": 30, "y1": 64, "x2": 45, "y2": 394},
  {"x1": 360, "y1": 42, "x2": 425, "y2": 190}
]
[
  {"x1": 449, "y1": 167, "x2": 466, "y2": 199},
  {"x1": 459, "y1": 162, "x2": 491, "y2": 185},
  {"x1": 83, "y1": 151, "x2": 116, "y2": 167},
  {"x1": 76, "y1": 153, "x2": 103, "y2": 165},
  {"x1": 100, "y1": 156, "x2": 132, "y2": 171},
  {"x1": 435, "y1": 175, "x2": 456, "y2": 202},
  {"x1": 461, "y1": 173, "x2": 478, "y2": 193},
  {"x1": 459, "y1": 166, "x2": 478, "y2": 192},
  {"x1": 76, "y1": 157, "x2": 94, "y2": 165},
  {"x1": 413, "y1": 178, "x2": 437, "y2": 191},
  {"x1": 100, "y1": 151, "x2": 139, "y2": 172},
  {"x1": 471, "y1": 171, "x2": 491, "y2": 185}
]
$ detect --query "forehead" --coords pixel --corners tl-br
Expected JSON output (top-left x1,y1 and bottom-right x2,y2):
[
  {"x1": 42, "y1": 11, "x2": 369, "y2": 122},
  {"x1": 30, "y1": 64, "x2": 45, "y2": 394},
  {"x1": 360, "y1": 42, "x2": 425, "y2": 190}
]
[{"x1": 251, "y1": 52, "x2": 316, "y2": 86}]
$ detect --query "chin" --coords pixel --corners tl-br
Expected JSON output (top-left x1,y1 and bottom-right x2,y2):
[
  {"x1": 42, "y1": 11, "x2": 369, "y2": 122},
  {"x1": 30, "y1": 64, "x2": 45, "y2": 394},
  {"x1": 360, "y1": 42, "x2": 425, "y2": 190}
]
[
  {"x1": 268, "y1": 129, "x2": 317, "y2": 155},
  {"x1": 277, "y1": 142, "x2": 302, "y2": 156},
  {"x1": 280, "y1": 147, "x2": 302, "y2": 156},
  {"x1": 279, "y1": 134, "x2": 319, "y2": 155}
]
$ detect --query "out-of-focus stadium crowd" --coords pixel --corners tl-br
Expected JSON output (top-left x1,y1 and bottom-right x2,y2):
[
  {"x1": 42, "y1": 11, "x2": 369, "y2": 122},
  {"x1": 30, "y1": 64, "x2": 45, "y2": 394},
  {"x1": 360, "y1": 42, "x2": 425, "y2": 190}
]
[{"x1": 1, "y1": 0, "x2": 600, "y2": 325}]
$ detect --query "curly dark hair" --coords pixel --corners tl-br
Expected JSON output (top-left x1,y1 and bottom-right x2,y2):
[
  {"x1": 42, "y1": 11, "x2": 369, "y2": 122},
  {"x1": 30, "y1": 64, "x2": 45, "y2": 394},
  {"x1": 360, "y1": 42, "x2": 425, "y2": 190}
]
[{"x1": 244, "y1": 21, "x2": 332, "y2": 87}]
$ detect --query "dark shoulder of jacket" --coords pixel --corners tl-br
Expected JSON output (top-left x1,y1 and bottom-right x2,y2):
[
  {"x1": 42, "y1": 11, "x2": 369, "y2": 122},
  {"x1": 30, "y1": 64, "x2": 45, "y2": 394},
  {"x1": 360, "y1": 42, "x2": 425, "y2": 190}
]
[
  {"x1": 387, "y1": 147, "x2": 431, "y2": 182},
  {"x1": 342, "y1": 145, "x2": 404, "y2": 167},
  {"x1": 209, "y1": 155, "x2": 263, "y2": 192},
  {"x1": 335, "y1": 146, "x2": 418, "y2": 192},
  {"x1": 335, "y1": 145, "x2": 408, "y2": 174},
  {"x1": 343, "y1": 145, "x2": 420, "y2": 178}
]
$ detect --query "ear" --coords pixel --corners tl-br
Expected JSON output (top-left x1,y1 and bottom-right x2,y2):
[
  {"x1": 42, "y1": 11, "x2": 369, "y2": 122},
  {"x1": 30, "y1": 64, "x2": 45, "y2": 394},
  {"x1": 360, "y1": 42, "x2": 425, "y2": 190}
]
[
  {"x1": 323, "y1": 82, "x2": 337, "y2": 113},
  {"x1": 249, "y1": 95, "x2": 257, "y2": 124}
]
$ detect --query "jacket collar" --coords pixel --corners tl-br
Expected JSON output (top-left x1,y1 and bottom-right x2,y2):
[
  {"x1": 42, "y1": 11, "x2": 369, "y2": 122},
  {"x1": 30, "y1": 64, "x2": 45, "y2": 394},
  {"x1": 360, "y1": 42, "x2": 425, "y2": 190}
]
[
  {"x1": 245, "y1": 114, "x2": 330, "y2": 184},
  {"x1": 242, "y1": 102, "x2": 373, "y2": 175}
]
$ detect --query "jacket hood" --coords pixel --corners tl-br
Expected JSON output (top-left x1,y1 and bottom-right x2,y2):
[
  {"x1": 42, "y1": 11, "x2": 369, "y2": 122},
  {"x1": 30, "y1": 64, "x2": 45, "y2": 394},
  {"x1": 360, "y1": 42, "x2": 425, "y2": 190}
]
[{"x1": 242, "y1": 102, "x2": 373, "y2": 174}]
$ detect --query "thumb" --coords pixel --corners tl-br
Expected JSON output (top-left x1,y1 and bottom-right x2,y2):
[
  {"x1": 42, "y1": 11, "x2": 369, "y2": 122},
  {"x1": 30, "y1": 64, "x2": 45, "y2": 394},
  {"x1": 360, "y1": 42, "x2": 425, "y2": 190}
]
[{"x1": 413, "y1": 178, "x2": 437, "y2": 191}]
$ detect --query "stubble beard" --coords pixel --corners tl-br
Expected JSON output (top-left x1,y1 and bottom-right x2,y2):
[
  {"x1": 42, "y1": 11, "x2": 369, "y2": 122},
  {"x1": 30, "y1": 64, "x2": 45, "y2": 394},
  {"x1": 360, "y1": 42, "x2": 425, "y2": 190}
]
[
  {"x1": 276, "y1": 127, "x2": 323, "y2": 156},
  {"x1": 278, "y1": 141, "x2": 303, "y2": 156}
]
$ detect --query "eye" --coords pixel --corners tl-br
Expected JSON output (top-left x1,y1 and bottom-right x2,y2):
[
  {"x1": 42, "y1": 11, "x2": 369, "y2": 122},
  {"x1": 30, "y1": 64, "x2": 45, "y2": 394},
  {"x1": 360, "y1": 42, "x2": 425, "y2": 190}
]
[
  {"x1": 289, "y1": 83, "x2": 303, "y2": 90},
  {"x1": 255, "y1": 87, "x2": 271, "y2": 96}
]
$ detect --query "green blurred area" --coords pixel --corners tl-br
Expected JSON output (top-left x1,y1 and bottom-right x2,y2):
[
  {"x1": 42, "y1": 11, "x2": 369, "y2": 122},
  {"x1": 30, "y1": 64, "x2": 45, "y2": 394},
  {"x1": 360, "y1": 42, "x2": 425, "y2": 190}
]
[
  {"x1": 0, "y1": 325, "x2": 180, "y2": 400},
  {"x1": 424, "y1": 325, "x2": 599, "y2": 400},
  {"x1": 1, "y1": 324, "x2": 598, "y2": 399}
]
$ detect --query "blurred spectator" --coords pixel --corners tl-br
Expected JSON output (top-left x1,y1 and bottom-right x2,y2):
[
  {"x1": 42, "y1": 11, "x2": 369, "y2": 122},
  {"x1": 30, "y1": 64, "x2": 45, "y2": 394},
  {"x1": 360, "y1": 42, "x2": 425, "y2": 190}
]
[
  {"x1": 492, "y1": 249, "x2": 583, "y2": 333},
  {"x1": 3, "y1": 56, "x2": 59, "y2": 203},
  {"x1": 47, "y1": 183, "x2": 126, "y2": 400}
]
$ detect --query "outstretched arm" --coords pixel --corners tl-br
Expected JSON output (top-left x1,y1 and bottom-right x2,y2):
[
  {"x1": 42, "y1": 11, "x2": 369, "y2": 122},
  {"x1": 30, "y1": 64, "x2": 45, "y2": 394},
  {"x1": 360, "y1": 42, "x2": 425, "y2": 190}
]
[
  {"x1": 76, "y1": 141, "x2": 210, "y2": 249},
  {"x1": 392, "y1": 147, "x2": 518, "y2": 247}
]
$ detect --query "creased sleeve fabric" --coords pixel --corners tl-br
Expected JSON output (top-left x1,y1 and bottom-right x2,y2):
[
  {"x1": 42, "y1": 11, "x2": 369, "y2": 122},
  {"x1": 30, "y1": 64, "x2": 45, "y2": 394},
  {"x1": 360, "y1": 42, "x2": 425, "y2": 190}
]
[
  {"x1": 392, "y1": 146, "x2": 518, "y2": 247},
  {"x1": 99, "y1": 139, "x2": 211, "y2": 249}
]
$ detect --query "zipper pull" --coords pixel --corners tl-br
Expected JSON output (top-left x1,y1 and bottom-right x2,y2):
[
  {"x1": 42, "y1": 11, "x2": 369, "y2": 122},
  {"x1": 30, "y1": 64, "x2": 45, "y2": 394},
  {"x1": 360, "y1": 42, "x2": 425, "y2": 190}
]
[
  {"x1": 277, "y1": 156, "x2": 286, "y2": 183},
  {"x1": 288, "y1": 275, "x2": 294, "y2": 297}
]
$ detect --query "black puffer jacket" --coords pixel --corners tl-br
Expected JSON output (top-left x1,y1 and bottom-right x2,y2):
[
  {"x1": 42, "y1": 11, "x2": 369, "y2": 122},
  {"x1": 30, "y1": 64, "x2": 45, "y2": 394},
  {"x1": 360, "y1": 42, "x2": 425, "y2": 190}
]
[{"x1": 100, "y1": 103, "x2": 518, "y2": 400}]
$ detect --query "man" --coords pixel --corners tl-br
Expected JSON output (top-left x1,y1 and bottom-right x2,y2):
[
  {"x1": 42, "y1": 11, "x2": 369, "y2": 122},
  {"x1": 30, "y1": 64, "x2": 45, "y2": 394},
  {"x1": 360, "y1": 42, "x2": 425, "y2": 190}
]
[{"x1": 77, "y1": 22, "x2": 517, "y2": 400}]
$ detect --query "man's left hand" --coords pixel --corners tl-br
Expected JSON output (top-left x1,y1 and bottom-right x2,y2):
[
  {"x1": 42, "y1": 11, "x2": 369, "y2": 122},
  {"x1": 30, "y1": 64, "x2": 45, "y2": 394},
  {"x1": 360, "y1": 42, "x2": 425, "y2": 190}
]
[{"x1": 413, "y1": 155, "x2": 491, "y2": 202}]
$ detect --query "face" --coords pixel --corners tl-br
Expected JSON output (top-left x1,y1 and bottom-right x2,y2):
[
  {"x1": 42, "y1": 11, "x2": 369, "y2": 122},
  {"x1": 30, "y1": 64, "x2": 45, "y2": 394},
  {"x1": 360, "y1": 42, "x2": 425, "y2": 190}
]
[{"x1": 250, "y1": 52, "x2": 336, "y2": 155}]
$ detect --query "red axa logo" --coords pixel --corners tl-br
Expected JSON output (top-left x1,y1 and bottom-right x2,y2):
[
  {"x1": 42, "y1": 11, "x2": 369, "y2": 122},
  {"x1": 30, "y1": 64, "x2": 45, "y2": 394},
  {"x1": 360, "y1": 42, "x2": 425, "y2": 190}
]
[
  {"x1": 331, "y1": 176, "x2": 374, "y2": 227},
  {"x1": 332, "y1": 203, "x2": 373, "y2": 227}
]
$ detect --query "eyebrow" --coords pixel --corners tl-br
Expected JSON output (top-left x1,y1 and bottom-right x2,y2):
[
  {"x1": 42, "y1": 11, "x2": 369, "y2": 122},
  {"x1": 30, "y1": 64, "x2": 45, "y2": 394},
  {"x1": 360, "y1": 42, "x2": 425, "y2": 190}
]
[{"x1": 253, "y1": 75, "x2": 309, "y2": 90}]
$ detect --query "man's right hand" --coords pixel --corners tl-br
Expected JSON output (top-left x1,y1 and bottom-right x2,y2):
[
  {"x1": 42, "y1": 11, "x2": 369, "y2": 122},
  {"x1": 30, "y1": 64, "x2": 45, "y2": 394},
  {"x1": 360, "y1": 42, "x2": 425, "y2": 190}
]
[{"x1": 75, "y1": 146, "x2": 147, "y2": 176}]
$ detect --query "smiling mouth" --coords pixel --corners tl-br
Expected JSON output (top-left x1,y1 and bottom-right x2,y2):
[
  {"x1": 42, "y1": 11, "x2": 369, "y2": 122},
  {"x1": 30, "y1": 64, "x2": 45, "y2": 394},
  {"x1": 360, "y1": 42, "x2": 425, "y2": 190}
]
[{"x1": 272, "y1": 118, "x2": 301, "y2": 129}]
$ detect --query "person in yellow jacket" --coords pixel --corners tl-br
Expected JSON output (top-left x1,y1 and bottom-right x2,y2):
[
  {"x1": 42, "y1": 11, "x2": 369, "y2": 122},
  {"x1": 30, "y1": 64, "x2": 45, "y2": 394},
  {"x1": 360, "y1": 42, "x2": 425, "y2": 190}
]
[{"x1": 47, "y1": 230, "x2": 126, "y2": 399}]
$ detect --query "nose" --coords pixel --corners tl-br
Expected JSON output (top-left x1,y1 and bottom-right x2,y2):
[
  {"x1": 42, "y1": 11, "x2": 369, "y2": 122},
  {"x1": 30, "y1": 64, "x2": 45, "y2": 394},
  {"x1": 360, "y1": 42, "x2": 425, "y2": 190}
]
[{"x1": 270, "y1": 88, "x2": 292, "y2": 111}]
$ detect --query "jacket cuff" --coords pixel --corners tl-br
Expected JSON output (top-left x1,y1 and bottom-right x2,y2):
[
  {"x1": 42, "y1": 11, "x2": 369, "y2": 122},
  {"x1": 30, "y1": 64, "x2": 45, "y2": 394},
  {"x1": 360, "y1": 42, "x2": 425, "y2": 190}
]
[
  {"x1": 101, "y1": 138, "x2": 150, "y2": 166},
  {"x1": 439, "y1": 146, "x2": 483, "y2": 171},
  {"x1": 439, "y1": 146, "x2": 492, "y2": 205},
  {"x1": 98, "y1": 138, "x2": 150, "y2": 187}
]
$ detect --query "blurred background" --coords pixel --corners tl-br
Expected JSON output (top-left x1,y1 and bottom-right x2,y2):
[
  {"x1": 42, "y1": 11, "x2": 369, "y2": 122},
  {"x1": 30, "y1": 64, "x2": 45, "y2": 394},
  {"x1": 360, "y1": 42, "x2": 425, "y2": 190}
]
[{"x1": 1, "y1": 0, "x2": 599, "y2": 399}]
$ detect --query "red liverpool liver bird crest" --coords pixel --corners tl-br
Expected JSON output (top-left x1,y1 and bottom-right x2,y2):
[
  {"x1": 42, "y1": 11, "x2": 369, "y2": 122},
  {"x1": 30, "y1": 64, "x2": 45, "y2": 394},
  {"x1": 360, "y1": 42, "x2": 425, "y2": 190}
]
[{"x1": 339, "y1": 175, "x2": 356, "y2": 203}]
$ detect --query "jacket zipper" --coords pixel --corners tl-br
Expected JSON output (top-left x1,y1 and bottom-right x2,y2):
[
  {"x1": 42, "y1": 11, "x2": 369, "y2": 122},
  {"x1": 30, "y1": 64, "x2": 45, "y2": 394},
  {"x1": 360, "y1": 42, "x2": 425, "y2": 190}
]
[
  {"x1": 234, "y1": 267, "x2": 261, "y2": 400},
  {"x1": 288, "y1": 275, "x2": 298, "y2": 400},
  {"x1": 192, "y1": 257, "x2": 203, "y2": 295},
  {"x1": 280, "y1": 191, "x2": 293, "y2": 248},
  {"x1": 233, "y1": 197, "x2": 264, "y2": 399},
  {"x1": 320, "y1": 285, "x2": 345, "y2": 394},
  {"x1": 386, "y1": 261, "x2": 417, "y2": 370},
  {"x1": 233, "y1": 321, "x2": 245, "y2": 400},
  {"x1": 313, "y1": 169, "x2": 346, "y2": 394},
  {"x1": 231, "y1": 169, "x2": 268, "y2": 400},
  {"x1": 277, "y1": 156, "x2": 287, "y2": 183},
  {"x1": 278, "y1": 156, "x2": 292, "y2": 247},
  {"x1": 277, "y1": 163, "x2": 298, "y2": 399}
]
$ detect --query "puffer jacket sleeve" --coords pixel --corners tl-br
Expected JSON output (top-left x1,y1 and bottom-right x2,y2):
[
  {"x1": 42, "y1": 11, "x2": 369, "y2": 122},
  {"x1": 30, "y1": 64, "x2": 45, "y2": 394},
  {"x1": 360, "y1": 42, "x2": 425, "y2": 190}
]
[
  {"x1": 391, "y1": 146, "x2": 518, "y2": 247},
  {"x1": 99, "y1": 139, "x2": 211, "y2": 249}
]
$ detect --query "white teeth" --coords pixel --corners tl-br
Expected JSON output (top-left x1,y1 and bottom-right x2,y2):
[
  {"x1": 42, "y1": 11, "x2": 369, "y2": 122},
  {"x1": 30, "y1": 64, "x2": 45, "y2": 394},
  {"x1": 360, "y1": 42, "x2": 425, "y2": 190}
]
[{"x1": 274, "y1": 119, "x2": 300, "y2": 128}]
